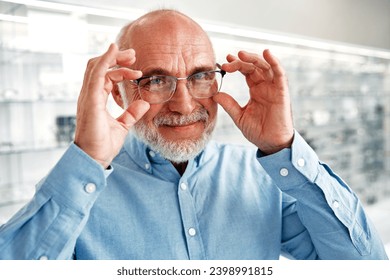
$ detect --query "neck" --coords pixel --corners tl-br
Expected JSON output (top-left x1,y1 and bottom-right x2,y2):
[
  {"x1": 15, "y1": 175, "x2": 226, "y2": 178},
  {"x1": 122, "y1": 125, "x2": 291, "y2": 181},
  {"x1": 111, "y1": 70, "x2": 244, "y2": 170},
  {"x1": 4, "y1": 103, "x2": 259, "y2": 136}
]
[{"x1": 172, "y1": 161, "x2": 188, "y2": 176}]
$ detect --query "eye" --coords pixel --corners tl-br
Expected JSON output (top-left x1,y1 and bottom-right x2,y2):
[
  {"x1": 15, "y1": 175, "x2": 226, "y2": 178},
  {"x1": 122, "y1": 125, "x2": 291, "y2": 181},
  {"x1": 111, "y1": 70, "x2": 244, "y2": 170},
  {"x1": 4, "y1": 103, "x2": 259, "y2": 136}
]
[
  {"x1": 149, "y1": 77, "x2": 164, "y2": 85},
  {"x1": 192, "y1": 71, "x2": 216, "y2": 81},
  {"x1": 192, "y1": 72, "x2": 207, "y2": 80},
  {"x1": 140, "y1": 76, "x2": 168, "y2": 89}
]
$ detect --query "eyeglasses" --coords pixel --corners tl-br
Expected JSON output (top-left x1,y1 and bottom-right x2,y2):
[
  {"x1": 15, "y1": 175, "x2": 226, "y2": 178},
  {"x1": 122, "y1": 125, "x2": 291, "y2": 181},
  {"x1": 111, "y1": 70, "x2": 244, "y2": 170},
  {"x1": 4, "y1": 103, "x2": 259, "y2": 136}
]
[{"x1": 133, "y1": 68, "x2": 226, "y2": 104}]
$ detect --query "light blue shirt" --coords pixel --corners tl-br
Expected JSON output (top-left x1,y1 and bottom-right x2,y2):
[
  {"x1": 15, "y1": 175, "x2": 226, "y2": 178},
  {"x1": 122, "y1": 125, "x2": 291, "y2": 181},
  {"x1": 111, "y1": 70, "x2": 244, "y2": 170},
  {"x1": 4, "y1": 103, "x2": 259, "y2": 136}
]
[{"x1": 0, "y1": 131, "x2": 387, "y2": 260}]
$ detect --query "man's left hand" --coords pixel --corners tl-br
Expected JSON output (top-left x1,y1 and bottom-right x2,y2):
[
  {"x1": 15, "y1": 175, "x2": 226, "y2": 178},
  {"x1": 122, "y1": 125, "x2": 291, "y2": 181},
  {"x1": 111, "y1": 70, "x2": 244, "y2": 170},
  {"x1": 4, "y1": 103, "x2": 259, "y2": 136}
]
[{"x1": 213, "y1": 49, "x2": 294, "y2": 154}]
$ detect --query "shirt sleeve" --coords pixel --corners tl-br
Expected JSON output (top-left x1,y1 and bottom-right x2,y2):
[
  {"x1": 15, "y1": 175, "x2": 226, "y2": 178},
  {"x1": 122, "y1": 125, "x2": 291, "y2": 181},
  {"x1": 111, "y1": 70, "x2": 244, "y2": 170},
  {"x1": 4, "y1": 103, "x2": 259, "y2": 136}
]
[
  {"x1": 257, "y1": 130, "x2": 388, "y2": 260},
  {"x1": 0, "y1": 143, "x2": 111, "y2": 260}
]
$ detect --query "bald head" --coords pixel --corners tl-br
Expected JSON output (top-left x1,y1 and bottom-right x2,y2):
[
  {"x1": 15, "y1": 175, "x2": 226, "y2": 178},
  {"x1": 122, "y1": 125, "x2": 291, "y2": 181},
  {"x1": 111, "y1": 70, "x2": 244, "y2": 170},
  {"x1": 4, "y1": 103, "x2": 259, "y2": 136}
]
[{"x1": 116, "y1": 9, "x2": 213, "y2": 55}]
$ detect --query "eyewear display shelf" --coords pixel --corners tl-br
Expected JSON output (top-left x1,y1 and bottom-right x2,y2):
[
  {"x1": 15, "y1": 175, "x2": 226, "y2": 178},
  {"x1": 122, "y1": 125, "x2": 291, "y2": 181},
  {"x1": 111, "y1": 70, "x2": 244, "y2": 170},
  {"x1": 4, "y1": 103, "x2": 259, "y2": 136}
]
[{"x1": 0, "y1": 44, "x2": 81, "y2": 224}]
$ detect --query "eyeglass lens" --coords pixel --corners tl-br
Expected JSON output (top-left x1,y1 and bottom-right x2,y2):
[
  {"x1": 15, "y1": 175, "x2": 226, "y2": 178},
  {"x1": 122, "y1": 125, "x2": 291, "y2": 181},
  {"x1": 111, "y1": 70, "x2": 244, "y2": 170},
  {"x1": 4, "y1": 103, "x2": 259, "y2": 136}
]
[{"x1": 137, "y1": 71, "x2": 224, "y2": 104}]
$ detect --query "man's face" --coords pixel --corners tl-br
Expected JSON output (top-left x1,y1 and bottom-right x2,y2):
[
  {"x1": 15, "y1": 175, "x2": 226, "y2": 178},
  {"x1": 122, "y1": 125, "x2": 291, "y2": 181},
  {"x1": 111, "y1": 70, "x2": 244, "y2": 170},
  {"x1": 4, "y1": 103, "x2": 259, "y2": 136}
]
[{"x1": 123, "y1": 15, "x2": 218, "y2": 162}]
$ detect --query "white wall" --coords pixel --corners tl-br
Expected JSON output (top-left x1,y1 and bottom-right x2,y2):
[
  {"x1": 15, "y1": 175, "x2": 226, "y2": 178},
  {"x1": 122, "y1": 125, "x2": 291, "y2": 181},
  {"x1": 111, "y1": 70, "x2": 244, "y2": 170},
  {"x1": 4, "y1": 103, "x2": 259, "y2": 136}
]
[{"x1": 55, "y1": 0, "x2": 390, "y2": 49}]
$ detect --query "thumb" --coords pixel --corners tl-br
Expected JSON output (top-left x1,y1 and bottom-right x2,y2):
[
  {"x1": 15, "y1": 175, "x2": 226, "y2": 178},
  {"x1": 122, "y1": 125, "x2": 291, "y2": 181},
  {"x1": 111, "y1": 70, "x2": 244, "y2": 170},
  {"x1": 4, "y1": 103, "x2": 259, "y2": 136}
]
[
  {"x1": 212, "y1": 92, "x2": 242, "y2": 123},
  {"x1": 117, "y1": 100, "x2": 150, "y2": 129}
]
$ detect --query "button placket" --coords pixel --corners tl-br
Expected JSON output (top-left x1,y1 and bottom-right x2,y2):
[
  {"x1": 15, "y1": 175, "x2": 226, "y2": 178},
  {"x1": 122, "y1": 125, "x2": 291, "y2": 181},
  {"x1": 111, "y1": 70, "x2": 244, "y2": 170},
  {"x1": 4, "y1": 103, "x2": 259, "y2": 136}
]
[
  {"x1": 188, "y1": 228, "x2": 197, "y2": 236},
  {"x1": 176, "y1": 179, "x2": 205, "y2": 259},
  {"x1": 180, "y1": 182, "x2": 188, "y2": 191}
]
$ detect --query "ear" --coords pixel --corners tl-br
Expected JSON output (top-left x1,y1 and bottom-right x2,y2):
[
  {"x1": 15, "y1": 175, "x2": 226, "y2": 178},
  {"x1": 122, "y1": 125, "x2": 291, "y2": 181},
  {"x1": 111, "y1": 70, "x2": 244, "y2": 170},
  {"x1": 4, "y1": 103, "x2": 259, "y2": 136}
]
[{"x1": 112, "y1": 83, "x2": 125, "y2": 108}]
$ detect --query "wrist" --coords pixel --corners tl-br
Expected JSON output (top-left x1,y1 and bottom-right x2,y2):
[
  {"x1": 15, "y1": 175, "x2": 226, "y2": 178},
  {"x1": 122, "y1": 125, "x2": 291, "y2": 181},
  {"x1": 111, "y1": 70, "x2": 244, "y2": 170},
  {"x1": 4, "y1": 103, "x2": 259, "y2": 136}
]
[
  {"x1": 257, "y1": 133, "x2": 294, "y2": 155},
  {"x1": 73, "y1": 141, "x2": 112, "y2": 169}
]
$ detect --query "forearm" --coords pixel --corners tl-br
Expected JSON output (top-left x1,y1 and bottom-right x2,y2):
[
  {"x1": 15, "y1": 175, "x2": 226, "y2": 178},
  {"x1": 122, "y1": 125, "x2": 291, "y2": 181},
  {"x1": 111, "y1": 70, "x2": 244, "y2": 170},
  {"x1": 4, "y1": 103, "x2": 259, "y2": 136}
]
[
  {"x1": 258, "y1": 131, "x2": 388, "y2": 259},
  {"x1": 0, "y1": 144, "x2": 109, "y2": 260}
]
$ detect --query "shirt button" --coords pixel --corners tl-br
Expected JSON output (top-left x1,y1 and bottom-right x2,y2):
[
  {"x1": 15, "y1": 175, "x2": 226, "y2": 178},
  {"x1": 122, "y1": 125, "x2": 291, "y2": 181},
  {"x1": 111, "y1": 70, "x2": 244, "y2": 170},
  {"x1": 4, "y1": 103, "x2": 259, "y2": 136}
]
[
  {"x1": 180, "y1": 183, "x2": 188, "y2": 191},
  {"x1": 297, "y1": 158, "x2": 306, "y2": 167},
  {"x1": 332, "y1": 200, "x2": 340, "y2": 209},
  {"x1": 149, "y1": 151, "x2": 156, "y2": 157},
  {"x1": 84, "y1": 183, "x2": 96, "y2": 194},
  {"x1": 145, "y1": 163, "x2": 150, "y2": 170},
  {"x1": 280, "y1": 168, "x2": 289, "y2": 177},
  {"x1": 188, "y1": 228, "x2": 197, "y2": 236},
  {"x1": 39, "y1": 255, "x2": 48, "y2": 260}
]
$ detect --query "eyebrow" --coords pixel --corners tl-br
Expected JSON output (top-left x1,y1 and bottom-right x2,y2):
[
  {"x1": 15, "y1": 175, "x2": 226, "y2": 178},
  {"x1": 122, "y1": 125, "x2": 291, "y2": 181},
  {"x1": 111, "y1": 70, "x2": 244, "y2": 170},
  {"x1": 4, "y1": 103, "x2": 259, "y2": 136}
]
[
  {"x1": 141, "y1": 68, "x2": 170, "y2": 77},
  {"x1": 141, "y1": 65, "x2": 217, "y2": 77}
]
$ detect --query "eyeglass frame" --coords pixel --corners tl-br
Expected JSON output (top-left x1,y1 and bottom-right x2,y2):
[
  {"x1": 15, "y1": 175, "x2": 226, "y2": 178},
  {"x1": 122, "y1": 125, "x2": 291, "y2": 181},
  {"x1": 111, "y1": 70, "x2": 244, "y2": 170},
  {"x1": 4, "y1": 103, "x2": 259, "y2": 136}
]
[{"x1": 132, "y1": 65, "x2": 226, "y2": 104}]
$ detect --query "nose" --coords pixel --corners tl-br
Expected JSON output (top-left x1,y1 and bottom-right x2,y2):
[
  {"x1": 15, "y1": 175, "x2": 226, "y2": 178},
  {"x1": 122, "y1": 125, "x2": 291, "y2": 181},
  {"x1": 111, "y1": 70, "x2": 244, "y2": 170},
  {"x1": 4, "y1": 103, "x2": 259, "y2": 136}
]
[{"x1": 167, "y1": 80, "x2": 197, "y2": 115}]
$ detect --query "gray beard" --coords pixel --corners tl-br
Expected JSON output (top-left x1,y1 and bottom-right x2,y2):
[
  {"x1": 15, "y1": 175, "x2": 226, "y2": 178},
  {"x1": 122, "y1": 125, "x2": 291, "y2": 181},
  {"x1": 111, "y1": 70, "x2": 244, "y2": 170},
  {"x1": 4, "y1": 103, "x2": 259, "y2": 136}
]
[{"x1": 133, "y1": 107, "x2": 215, "y2": 163}]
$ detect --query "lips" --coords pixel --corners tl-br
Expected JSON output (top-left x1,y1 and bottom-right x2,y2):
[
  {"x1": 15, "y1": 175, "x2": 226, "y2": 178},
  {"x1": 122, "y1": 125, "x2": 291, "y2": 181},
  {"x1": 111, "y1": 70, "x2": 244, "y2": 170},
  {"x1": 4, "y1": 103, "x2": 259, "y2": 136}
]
[{"x1": 164, "y1": 121, "x2": 200, "y2": 127}]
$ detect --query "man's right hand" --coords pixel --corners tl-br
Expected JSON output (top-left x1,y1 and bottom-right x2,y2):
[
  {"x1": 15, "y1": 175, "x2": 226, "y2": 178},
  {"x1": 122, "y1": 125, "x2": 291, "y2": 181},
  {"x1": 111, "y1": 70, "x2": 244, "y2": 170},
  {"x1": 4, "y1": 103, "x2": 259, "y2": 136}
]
[{"x1": 74, "y1": 43, "x2": 150, "y2": 168}]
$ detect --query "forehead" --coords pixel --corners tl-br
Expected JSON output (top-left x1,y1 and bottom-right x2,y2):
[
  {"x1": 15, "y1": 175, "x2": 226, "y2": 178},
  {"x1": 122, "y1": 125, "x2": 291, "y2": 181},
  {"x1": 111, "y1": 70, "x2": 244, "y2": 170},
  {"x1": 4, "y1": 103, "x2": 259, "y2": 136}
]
[
  {"x1": 124, "y1": 12, "x2": 215, "y2": 73},
  {"x1": 134, "y1": 42, "x2": 214, "y2": 74}
]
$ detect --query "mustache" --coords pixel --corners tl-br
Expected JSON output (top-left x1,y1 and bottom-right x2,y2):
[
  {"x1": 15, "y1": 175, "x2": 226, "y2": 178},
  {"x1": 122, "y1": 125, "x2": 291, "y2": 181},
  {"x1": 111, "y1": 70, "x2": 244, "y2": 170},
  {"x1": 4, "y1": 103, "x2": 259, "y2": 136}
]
[{"x1": 154, "y1": 107, "x2": 209, "y2": 127}]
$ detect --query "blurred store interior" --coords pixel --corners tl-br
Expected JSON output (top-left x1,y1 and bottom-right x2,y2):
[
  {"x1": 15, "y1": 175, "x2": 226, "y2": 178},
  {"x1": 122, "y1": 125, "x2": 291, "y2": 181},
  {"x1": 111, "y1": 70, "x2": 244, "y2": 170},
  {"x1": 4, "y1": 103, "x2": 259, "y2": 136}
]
[{"x1": 0, "y1": 0, "x2": 389, "y2": 255}]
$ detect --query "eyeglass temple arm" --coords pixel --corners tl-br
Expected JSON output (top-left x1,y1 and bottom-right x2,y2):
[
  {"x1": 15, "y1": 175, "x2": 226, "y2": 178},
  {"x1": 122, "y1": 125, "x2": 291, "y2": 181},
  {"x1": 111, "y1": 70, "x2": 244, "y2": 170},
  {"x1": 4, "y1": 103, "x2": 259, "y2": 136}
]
[{"x1": 216, "y1": 63, "x2": 226, "y2": 76}]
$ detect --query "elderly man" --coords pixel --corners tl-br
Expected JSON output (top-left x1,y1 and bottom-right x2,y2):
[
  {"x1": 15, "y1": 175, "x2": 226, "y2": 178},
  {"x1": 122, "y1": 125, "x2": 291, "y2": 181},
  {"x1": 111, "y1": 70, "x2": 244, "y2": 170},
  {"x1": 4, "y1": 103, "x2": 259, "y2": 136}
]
[{"x1": 0, "y1": 9, "x2": 387, "y2": 260}]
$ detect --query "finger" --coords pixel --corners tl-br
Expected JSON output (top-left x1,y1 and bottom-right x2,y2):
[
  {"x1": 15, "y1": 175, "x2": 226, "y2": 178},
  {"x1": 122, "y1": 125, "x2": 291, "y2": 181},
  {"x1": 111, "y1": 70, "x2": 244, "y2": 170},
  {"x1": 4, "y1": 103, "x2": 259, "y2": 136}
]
[
  {"x1": 79, "y1": 44, "x2": 119, "y2": 101},
  {"x1": 223, "y1": 54, "x2": 270, "y2": 85},
  {"x1": 223, "y1": 53, "x2": 273, "y2": 83},
  {"x1": 238, "y1": 51, "x2": 271, "y2": 70},
  {"x1": 212, "y1": 92, "x2": 243, "y2": 124},
  {"x1": 245, "y1": 71, "x2": 267, "y2": 87},
  {"x1": 117, "y1": 100, "x2": 150, "y2": 129},
  {"x1": 226, "y1": 53, "x2": 238, "y2": 63},
  {"x1": 87, "y1": 47, "x2": 137, "y2": 80},
  {"x1": 263, "y1": 49, "x2": 285, "y2": 77},
  {"x1": 115, "y1": 48, "x2": 137, "y2": 67},
  {"x1": 77, "y1": 46, "x2": 117, "y2": 108},
  {"x1": 90, "y1": 43, "x2": 121, "y2": 78},
  {"x1": 263, "y1": 49, "x2": 286, "y2": 84},
  {"x1": 90, "y1": 44, "x2": 137, "y2": 79},
  {"x1": 222, "y1": 57, "x2": 256, "y2": 75},
  {"x1": 104, "y1": 69, "x2": 142, "y2": 94},
  {"x1": 222, "y1": 60, "x2": 255, "y2": 75},
  {"x1": 238, "y1": 51, "x2": 274, "y2": 82},
  {"x1": 106, "y1": 68, "x2": 142, "y2": 83}
]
